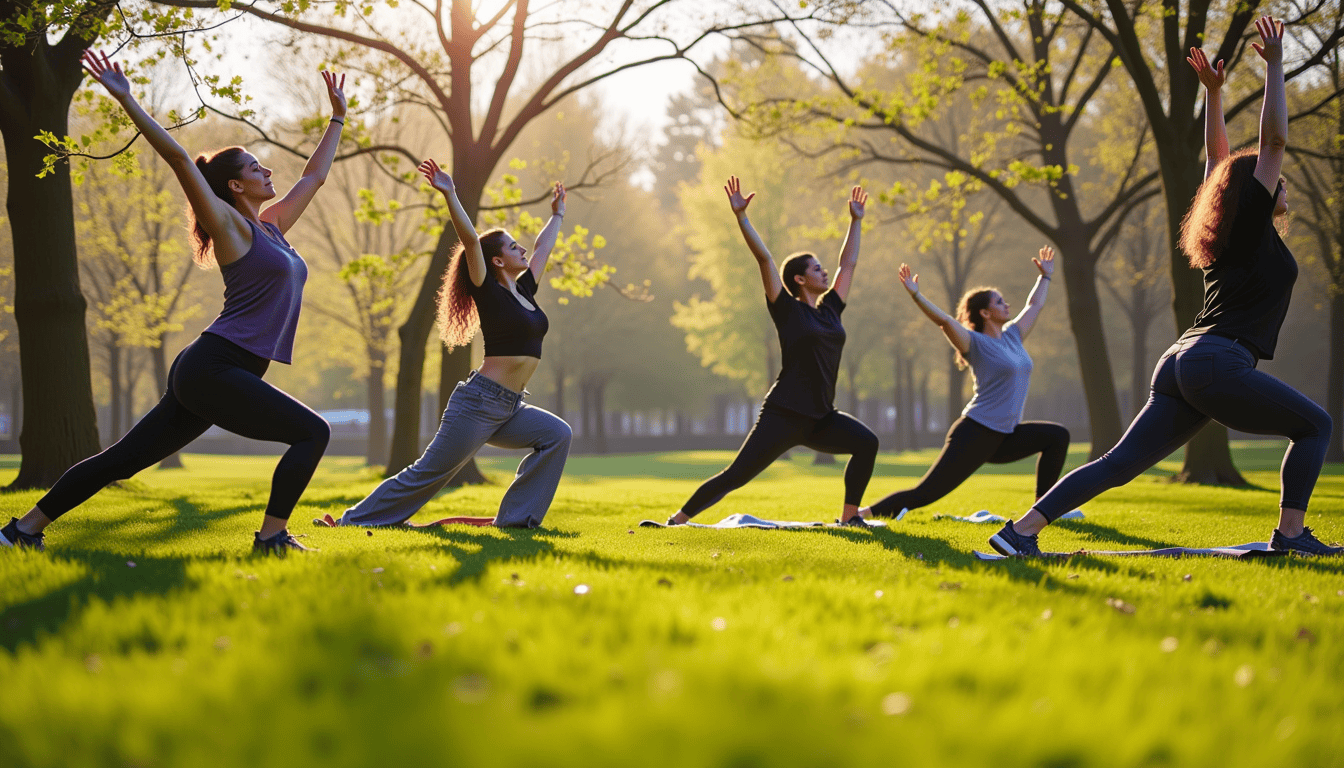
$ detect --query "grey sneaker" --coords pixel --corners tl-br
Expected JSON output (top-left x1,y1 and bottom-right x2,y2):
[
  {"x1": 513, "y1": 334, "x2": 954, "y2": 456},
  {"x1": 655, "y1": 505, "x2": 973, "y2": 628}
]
[
  {"x1": 1270, "y1": 527, "x2": 1343, "y2": 556},
  {"x1": 836, "y1": 515, "x2": 871, "y2": 529},
  {"x1": 989, "y1": 520, "x2": 1042, "y2": 557},
  {"x1": 253, "y1": 529, "x2": 317, "y2": 556},
  {"x1": 0, "y1": 517, "x2": 44, "y2": 551}
]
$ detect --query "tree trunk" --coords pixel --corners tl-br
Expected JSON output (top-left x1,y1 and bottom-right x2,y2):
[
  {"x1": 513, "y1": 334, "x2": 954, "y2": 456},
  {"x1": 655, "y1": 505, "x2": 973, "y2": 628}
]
[
  {"x1": 107, "y1": 339, "x2": 122, "y2": 443},
  {"x1": 918, "y1": 372, "x2": 930, "y2": 440},
  {"x1": 593, "y1": 380, "x2": 609, "y2": 454},
  {"x1": 366, "y1": 346, "x2": 388, "y2": 466},
  {"x1": 1054, "y1": 231, "x2": 1124, "y2": 457},
  {"x1": 0, "y1": 29, "x2": 105, "y2": 488},
  {"x1": 151, "y1": 338, "x2": 183, "y2": 468},
  {"x1": 1161, "y1": 155, "x2": 1244, "y2": 484},
  {"x1": 946, "y1": 353, "x2": 964, "y2": 430},
  {"x1": 552, "y1": 362, "x2": 566, "y2": 421},
  {"x1": 1130, "y1": 289, "x2": 1153, "y2": 418},
  {"x1": 1327, "y1": 290, "x2": 1344, "y2": 462},
  {"x1": 387, "y1": 232, "x2": 455, "y2": 475}
]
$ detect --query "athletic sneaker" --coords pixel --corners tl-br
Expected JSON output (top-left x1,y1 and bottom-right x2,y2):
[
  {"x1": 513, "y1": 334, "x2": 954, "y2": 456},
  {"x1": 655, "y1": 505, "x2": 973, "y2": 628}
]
[
  {"x1": 836, "y1": 515, "x2": 871, "y2": 529},
  {"x1": 0, "y1": 517, "x2": 45, "y2": 551},
  {"x1": 989, "y1": 520, "x2": 1041, "y2": 557},
  {"x1": 1269, "y1": 527, "x2": 1344, "y2": 556},
  {"x1": 252, "y1": 529, "x2": 317, "y2": 556}
]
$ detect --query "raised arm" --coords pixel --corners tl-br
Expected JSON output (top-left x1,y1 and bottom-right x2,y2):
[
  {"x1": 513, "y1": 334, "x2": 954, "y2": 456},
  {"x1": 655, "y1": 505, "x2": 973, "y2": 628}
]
[
  {"x1": 725, "y1": 176, "x2": 784, "y2": 303},
  {"x1": 419, "y1": 159, "x2": 486, "y2": 287},
  {"x1": 900, "y1": 263, "x2": 971, "y2": 356},
  {"x1": 1008, "y1": 246, "x2": 1055, "y2": 340},
  {"x1": 1250, "y1": 16, "x2": 1287, "y2": 194},
  {"x1": 1186, "y1": 48, "x2": 1228, "y2": 180},
  {"x1": 528, "y1": 182, "x2": 565, "y2": 284},
  {"x1": 830, "y1": 186, "x2": 867, "y2": 302},
  {"x1": 82, "y1": 51, "x2": 245, "y2": 258},
  {"x1": 261, "y1": 71, "x2": 347, "y2": 234}
]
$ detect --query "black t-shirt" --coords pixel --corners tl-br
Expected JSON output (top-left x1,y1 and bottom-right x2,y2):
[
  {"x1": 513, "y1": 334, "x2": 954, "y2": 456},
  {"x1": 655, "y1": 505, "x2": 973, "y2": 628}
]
[
  {"x1": 470, "y1": 270, "x2": 548, "y2": 358},
  {"x1": 1183, "y1": 178, "x2": 1296, "y2": 359},
  {"x1": 762, "y1": 289, "x2": 846, "y2": 418}
]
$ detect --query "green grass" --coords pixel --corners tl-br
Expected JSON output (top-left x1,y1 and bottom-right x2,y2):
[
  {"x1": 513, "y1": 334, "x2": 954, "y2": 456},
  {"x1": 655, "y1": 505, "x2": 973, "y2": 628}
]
[{"x1": 1, "y1": 443, "x2": 1342, "y2": 767}]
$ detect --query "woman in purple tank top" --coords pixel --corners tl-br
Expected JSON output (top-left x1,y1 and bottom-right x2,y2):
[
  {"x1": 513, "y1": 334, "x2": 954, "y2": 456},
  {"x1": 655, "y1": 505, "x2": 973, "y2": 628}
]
[{"x1": 0, "y1": 52, "x2": 345, "y2": 556}]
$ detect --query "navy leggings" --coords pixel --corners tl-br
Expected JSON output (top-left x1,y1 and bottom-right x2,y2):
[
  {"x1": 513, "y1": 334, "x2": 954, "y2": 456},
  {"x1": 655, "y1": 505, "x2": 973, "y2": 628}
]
[
  {"x1": 1033, "y1": 334, "x2": 1332, "y2": 521},
  {"x1": 868, "y1": 417, "x2": 1070, "y2": 518},
  {"x1": 681, "y1": 405, "x2": 879, "y2": 517},
  {"x1": 38, "y1": 333, "x2": 331, "y2": 522}
]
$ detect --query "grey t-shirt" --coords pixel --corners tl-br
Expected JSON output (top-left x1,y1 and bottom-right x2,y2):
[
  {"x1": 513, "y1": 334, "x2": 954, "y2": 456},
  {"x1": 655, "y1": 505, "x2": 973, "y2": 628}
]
[{"x1": 961, "y1": 323, "x2": 1033, "y2": 434}]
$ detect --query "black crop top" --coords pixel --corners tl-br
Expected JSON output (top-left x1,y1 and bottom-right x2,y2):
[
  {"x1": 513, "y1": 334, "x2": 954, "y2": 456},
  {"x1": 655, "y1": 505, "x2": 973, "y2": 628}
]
[
  {"x1": 470, "y1": 270, "x2": 548, "y2": 358},
  {"x1": 1183, "y1": 178, "x2": 1296, "y2": 360},
  {"x1": 762, "y1": 289, "x2": 846, "y2": 419}
]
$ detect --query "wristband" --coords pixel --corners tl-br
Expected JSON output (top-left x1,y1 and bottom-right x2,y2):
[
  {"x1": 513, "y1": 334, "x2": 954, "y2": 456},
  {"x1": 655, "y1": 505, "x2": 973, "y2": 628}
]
[
  {"x1": 1040, "y1": 275, "x2": 1051, "y2": 281},
  {"x1": 330, "y1": 117, "x2": 345, "y2": 125}
]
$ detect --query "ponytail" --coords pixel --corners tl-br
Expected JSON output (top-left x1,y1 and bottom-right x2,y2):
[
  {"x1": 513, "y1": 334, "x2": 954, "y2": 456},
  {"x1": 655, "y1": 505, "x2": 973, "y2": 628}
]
[{"x1": 187, "y1": 146, "x2": 248, "y2": 268}]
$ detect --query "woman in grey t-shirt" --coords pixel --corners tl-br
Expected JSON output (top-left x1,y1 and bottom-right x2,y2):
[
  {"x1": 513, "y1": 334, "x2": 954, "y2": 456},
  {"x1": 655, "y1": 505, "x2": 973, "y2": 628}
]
[{"x1": 861, "y1": 247, "x2": 1069, "y2": 520}]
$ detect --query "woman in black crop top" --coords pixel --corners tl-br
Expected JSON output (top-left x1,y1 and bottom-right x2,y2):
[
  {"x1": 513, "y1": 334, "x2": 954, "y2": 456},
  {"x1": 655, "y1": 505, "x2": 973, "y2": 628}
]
[
  {"x1": 328, "y1": 159, "x2": 572, "y2": 530},
  {"x1": 988, "y1": 17, "x2": 1337, "y2": 558},
  {"x1": 667, "y1": 177, "x2": 880, "y2": 526}
]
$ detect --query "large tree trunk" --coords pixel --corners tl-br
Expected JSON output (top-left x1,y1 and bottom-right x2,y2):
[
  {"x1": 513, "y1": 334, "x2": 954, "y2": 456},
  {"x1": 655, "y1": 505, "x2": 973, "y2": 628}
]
[
  {"x1": 151, "y1": 338, "x2": 183, "y2": 468},
  {"x1": 1327, "y1": 290, "x2": 1344, "y2": 463},
  {"x1": 106, "y1": 340, "x2": 122, "y2": 442},
  {"x1": 1130, "y1": 289, "x2": 1153, "y2": 418},
  {"x1": 366, "y1": 346, "x2": 387, "y2": 466},
  {"x1": 0, "y1": 25, "x2": 105, "y2": 488},
  {"x1": 1161, "y1": 156, "x2": 1244, "y2": 484},
  {"x1": 1054, "y1": 229, "x2": 1124, "y2": 457}
]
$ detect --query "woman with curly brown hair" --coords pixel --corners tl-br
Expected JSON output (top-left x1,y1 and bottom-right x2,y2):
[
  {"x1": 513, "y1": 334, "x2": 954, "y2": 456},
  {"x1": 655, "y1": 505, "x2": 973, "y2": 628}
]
[
  {"x1": 988, "y1": 17, "x2": 1336, "y2": 557},
  {"x1": 332, "y1": 160, "x2": 571, "y2": 529},
  {"x1": 859, "y1": 248, "x2": 1069, "y2": 521}
]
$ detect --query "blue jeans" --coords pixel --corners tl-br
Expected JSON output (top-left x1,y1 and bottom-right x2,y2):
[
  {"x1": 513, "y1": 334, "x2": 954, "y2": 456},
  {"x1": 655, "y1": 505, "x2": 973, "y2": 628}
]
[
  {"x1": 341, "y1": 371, "x2": 571, "y2": 528},
  {"x1": 1033, "y1": 334, "x2": 1331, "y2": 521}
]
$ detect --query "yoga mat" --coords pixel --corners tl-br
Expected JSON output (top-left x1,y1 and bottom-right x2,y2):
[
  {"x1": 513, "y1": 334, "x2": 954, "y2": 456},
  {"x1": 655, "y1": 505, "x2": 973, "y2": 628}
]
[
  {"x1": 936, "y1": 509, "x2": 1085, "y2": 524},
  {"x1": 311, "y1": 513, "x2": 496, "y2": 528},
  {"x1": 972, "y1": 541, "x2": 1286, "y2": 560},
  {"x1": 639, "y1": 513, "x2": 888, "y2": 530}
]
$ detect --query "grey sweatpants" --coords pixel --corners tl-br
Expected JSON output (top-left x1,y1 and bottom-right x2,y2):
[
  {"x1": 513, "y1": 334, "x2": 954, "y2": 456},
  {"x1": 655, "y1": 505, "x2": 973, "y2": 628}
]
[{"x1": 340, "y1": 371, "x2": 571, "y2": 528}]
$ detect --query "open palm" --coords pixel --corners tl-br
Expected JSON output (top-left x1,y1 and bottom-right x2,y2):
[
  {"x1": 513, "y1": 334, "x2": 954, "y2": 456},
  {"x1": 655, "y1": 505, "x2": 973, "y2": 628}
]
[
  {"x1": 724, "y1": 175, "x2": 755, "y2": 214},
  {"x1": 418, "y1": 159, "x2": 454, "y2": 195},
  {"x1": 81, "y1": 50, "x2": 131, "y2": 100}
]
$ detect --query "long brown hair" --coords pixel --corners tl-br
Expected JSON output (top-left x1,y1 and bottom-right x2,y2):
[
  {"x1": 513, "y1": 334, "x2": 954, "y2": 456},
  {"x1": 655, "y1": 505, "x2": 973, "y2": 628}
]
[
  {"x1": 436, "y1": 229, "x2": 511, "y2": 348},
  {"x1": 953, "y1": 287, "x2": 997, "y2": 370},
  {"x1": 187, "y1": 146, "x2": 249, "y2": 268},
  {"x1": 1179, "y1": 148, "x2": 1260, "y2": 269}
]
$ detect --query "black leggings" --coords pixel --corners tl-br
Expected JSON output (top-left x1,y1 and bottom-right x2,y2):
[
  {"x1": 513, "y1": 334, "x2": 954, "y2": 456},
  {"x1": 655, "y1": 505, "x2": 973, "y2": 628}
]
[
  {"x1": 868, "y1": 416, "x2": 1070, "y2": 518},
  {"x1": 681, "y1": 405, "x2": 879, "y2": 517},
  {"x1": 38, "y1": 333, "x2": 331, "y2": 522},
  {"x1": 1033, "y1": 334, "x2": 1332, "y2": 521}
]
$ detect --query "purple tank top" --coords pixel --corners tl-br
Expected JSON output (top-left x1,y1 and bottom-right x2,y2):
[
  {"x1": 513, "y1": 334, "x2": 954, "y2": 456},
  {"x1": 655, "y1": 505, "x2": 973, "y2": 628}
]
[{"x1": 203, "y1": 219, "x2": 308, "y2": 364}]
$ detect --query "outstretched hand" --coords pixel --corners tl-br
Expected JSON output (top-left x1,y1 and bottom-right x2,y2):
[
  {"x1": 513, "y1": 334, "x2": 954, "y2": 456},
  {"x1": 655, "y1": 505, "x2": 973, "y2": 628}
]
[
  {"x1": 898, "y1": 263, "x2": 919, "y2": 296},
  {"x1": 322, "y1": 71, "x2": 348, "y2": 119},
  {"x1": 550, "y1": 182, "x2": 566, "y2": 217},
  {"x1": 724, "y1": 176, "x2": 755, "y2": 214},
  {"x1": 1252, "y1": 16, "x2": 1284, "y2": 63},
  {"x1": 848, "y1": 185, "x2": 868, "y2": 220},
  {"x1": 81, "y1": 50, "x2": 131, "y2": 100},
  {"x1": 418, "y1": 158, "x2": 455, "y2": 196},
  {"x1": 1186, "y1": 48, "x2": 1225, "y2": 90},
  {"x1": 1033, "y1": 245, "x2": 1056, "y2": 279}
]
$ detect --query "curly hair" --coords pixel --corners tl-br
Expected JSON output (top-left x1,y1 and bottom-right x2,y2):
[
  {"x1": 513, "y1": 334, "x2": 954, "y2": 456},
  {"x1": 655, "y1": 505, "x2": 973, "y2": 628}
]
[
  {"x1": 436, "y1": 229, "x2": 511, "y2": 349},
  {"x1": 1179, "y1": 148, "x2": 1263, "y2": 269},
  {"x1": 187, "y1": 146, "x2": 249, "y2": 268},
  {"x1": 780, "y1": 251, "x2": 818, "y2": 298},
  {"x1": 953, "y1": 287, "x2": 997, "y2": 370}
]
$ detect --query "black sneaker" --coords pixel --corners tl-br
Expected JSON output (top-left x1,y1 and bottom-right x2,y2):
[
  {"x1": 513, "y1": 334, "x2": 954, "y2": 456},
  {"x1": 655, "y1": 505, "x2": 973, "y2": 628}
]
[
  {"x1": 836, "y1": 515, "x2": 871, "y2": 529},
  {"x1": 1269, "y1": 527, "x2": 1343, "y2": 556},
  {"x1": 1, "y1": 517, "x2": 45, "y2": 551},
  {"x1": 989, "y1": 520, "x2": 1042, "y2": 557},
  {"x1": 252, "y1": 529, "x2": 317, "y2": 556}
]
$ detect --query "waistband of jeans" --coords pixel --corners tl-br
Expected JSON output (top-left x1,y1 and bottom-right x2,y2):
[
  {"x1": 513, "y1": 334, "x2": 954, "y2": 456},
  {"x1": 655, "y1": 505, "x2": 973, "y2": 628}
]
[
  {"x1": 465, "y1": 370, "x2": 525, "y2": 404},
  {"x1": 1181, "y1": 332, "x2": 1259, "y2": 363}
]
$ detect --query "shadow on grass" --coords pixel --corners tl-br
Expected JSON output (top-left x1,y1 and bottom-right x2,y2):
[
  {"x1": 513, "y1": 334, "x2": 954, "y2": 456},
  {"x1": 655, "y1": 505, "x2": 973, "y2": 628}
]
[
  {"x1": 1052, "y1": 520, "x2": 1178, "y2": 550},
  {"x1": 0, "y1": 550, "x2": 229, "y2": 653},
  {"x1": 409, "y1": 526, "x2": 586, "y2": 585}
]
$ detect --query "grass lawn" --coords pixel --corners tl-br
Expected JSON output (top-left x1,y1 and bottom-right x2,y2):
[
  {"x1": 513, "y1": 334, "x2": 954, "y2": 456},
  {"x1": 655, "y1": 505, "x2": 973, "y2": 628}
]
[{"x1": 1, "y1": 443, "x2": 1342, "y2": 767}]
